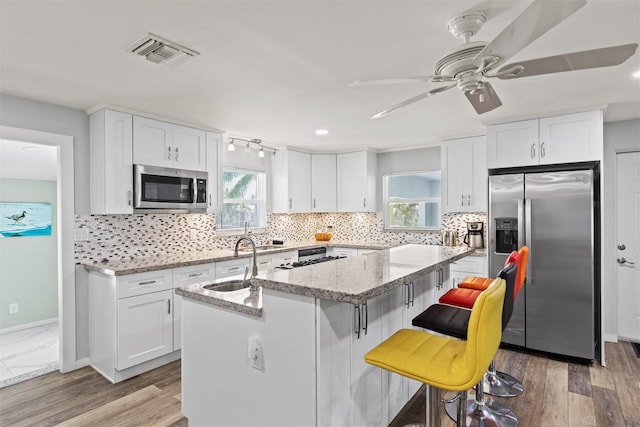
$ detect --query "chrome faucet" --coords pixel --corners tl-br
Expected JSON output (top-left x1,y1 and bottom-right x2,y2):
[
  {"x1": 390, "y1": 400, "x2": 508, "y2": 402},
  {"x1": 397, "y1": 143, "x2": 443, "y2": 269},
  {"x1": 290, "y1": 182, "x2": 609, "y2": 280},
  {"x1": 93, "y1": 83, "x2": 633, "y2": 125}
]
[{"x1": 234, "y1": 236, "x2": 258, "y2": 288}]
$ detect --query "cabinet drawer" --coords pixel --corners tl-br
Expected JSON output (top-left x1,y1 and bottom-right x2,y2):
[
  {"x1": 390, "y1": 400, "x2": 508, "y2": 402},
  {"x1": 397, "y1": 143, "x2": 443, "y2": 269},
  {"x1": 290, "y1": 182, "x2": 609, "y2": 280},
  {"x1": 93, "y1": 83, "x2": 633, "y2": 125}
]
[
  {"x1": 173, "y1": 263, "x2": 216, "y2": 287},
  {"x1": 216, "y1": 258, "x2": 250, "y2": 279},
  {"x1": 450, "y1": 256, "x2": 486, "y2": 275},
  {"x1": 117, "y1": 270, "x2": 173, "y2": 299}
]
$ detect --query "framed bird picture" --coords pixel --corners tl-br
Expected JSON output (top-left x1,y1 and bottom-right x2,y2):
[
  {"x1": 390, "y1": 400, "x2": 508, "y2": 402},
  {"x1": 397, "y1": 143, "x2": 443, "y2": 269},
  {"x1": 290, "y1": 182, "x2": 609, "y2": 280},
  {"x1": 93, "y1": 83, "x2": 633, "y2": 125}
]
[{"x1": 0, "y1": 202, "x2": 52, "y2": 237}]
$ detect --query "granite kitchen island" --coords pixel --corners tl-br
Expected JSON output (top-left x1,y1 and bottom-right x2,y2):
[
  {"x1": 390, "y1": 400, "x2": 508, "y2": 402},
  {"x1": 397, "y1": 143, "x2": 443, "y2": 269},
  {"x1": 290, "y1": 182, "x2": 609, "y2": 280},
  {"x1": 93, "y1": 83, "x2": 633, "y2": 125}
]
[{"x1": 177, "y1": 244, "x2": 473, "y2": 427}]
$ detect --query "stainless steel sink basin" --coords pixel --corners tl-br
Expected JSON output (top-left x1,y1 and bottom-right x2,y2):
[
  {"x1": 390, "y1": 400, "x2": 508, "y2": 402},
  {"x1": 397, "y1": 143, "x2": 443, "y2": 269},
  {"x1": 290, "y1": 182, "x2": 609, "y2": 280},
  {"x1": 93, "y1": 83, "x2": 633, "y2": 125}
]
[{"x1": 203, "y1": 280, "x2": 251, "y2": 292}]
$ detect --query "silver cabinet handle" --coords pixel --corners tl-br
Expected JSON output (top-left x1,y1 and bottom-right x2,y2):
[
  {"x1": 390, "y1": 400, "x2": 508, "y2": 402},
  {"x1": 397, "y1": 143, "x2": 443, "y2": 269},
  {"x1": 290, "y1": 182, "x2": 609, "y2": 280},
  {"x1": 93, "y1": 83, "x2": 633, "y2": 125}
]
[
  {"x1": 127, "y1": 190, "x2": 132, "y2": 206},
  {"x1": 404, "y1": 283, "x2": 410, "y2": 308},
  {"x1": 228, "y1": 266, "x2": 241, "y2": 271},
  {"x1": 138, "y1": 280, "x2": 156, "y2": 285},
  {"x1": 461, "y1": 194, "x2": 464, "y2": 206},
  {"x1": 618, "y1": 244, "x2": 626, "y2": 250},
  {"x1": 289, "y1": 198, "x2": 292, "y2": 209},
  {"x1": 409, "y1": 282, "x2": 415, "y2": 307},
  {"x1": 363, "y1": 198, "x2": 366, "y2": 208},
  {"x1": 175, "y1": 146, "x2": 179, "y2": 162},
  {"x1": 617, "y1": 257, "x2": 636, "y2": 265},
  {"x1": 209, "y1": 194, "x2": 212, "y2": 207},
  {"x1": 540, "y1": 142, "x2": 545, "y2": 158},
  {"x1": 354, "y1": 304, "x2": 361, "y2": 339},
  {"x1": 167, "y1": 146, "x2": 172, "y2": 161},
  {"x1": 313, "y1": 199, "x2": 316, "y2": 209},
  {"x1": 467, "y1": 194, "x2": 471, "y2": 206},
  {"x1": 188, "y1": 272, "x2": 203, "y2": 277},
  {"x1": 167, "y1": 299, "x2": 171, "y2": 314},
  {"x1": 531, "y1": 143, "x2": 536, "y2": 159},
  {"x1": 362, "y1": 302, "x2": 368, "y2": 336}
]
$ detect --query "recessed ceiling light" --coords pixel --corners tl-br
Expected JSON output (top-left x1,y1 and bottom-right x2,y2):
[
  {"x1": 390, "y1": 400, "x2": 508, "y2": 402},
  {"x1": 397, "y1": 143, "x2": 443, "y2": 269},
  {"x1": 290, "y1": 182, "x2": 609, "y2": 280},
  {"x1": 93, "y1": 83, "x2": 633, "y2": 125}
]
[
  {"x1": 633, "y1": 70, "x2": 640, "y2": 78},
  {"x1": 22, "y1": 146, "x2": 42, "y2": 152},
  {"x1": 315, "y1": 129, "x2": 329, "y2": 136}
]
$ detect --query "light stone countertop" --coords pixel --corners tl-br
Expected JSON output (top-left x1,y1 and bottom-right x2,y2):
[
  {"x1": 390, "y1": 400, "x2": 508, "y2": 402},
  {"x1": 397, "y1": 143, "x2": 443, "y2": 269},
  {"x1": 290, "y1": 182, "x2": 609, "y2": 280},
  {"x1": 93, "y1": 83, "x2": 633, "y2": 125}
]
[
  {"x1": 81, "y1": 239, "x2": 394, "y2": 276},
  {"x1": 176, "y1": 244, "x2": 474, "y2": 317}
]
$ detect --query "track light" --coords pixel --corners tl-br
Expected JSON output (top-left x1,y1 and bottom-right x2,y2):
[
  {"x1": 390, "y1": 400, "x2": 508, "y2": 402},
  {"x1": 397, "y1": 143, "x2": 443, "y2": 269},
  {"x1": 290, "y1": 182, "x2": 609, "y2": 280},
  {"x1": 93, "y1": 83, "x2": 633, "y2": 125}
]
[
  {"x1": 259, "y1": 146, "x2": 265, "y2": 158},
  {"x1": 226, "y1": 136, "x2": 278, "y2": 157},
  {"x1": 228, "y1": 138, "x2": 235, "y2": 151},
  {"x1": 245, "y1": 141, "x2": 251, "y2": 153}
]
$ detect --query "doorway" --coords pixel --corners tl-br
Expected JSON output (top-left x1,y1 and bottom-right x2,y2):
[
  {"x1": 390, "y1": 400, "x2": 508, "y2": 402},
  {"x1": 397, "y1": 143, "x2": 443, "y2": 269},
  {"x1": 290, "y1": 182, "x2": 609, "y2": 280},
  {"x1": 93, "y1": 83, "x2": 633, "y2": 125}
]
[
  {"x1": 0, "y1": 140, "x2": 59, "y2": 386},
  {"x1": 0, "y1": 126, "x2": 76, "y2": 381},
  {"x1": 615, "y1": 150, "x2": 640, "y2": 343}
]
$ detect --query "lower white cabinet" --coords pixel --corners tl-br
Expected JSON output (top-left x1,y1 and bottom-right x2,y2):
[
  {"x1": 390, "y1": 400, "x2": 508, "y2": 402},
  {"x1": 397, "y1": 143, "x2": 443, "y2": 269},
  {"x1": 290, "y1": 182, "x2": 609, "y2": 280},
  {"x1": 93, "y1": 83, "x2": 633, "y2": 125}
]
[
  {"x1": 88, "y1": 269, "x2": 180, "y2": 383},
  {"x1": 449, "y1": 255, "x2": 487, "y2": 287},
  {"x1": 117, "y1": 289, "x2": 173, "y2": 370}
]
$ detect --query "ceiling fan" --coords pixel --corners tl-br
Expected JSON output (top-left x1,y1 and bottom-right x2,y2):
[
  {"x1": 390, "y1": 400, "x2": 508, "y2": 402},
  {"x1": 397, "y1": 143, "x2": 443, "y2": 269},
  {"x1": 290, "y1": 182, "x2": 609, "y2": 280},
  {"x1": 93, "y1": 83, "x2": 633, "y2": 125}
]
[{"x1": 350, "y1": 0, "x2": 638, "y2": 118}]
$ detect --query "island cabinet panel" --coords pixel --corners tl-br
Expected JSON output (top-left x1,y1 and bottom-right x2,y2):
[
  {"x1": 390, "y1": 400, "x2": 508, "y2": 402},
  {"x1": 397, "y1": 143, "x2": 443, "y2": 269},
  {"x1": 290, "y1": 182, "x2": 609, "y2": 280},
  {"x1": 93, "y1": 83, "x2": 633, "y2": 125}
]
[
  {"x1": 316, "y1": 293, "x2": 388, "y2": 427},
  {"x1": 181, "y1": 289, "x2": 318, "y2": 427}
]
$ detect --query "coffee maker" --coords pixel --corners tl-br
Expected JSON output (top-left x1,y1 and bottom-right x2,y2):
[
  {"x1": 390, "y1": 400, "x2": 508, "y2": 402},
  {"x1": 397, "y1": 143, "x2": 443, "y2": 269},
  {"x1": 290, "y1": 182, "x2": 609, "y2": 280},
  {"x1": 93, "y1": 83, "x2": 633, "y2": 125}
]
[{"x1": 463, "y1": 221, "x2": 484, "y2": 248}]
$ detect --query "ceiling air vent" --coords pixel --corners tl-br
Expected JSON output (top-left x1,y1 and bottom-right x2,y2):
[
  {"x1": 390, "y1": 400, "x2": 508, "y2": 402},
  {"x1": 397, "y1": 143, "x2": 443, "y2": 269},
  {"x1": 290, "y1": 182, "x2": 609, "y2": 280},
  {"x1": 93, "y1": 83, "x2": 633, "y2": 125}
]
[{"x1": 125, "y1": 33, "x2": 199, "y2": 67}]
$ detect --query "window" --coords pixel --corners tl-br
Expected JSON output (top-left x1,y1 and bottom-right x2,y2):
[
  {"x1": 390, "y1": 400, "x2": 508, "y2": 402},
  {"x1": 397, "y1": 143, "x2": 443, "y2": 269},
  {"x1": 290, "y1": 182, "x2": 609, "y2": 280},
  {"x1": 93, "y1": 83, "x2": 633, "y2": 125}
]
[
  {"x1": 383, "y1": 171, "x2": 441, "y2": 229},
  {"x1": 217, "y1": 168, "x2": 267, "y2": 230}
]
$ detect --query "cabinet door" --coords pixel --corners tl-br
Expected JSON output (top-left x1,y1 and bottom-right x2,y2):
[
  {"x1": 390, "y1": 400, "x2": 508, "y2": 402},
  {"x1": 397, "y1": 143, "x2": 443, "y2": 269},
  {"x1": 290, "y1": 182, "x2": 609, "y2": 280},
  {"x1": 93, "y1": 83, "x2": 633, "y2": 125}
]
[
  {"x1": 443, "y1": 137, "x2": 487, "y2": 212},
  {"x1": 350, "y1": 294, "x2": 388, "y2": 427},
  {"x1": 206, "y1": 131, "x2": 223, "y2": 213},
  {"x1": 133, "y1": 116, "x2": 173, "y2": 167},
  {"x1": 337, "y1": 151, "x2": 376, "y2": 212},
  {"x1": 173, "y1": 124, "x2": 206, "y2": 170},
  {"x1": 311, "y1": 154, "x2": 337, "y2": 212},
  {"x1": 442, "y1": 141, "x2": 465, "y2": 212},
  {"x1": 90, "y1": 109, "x2": 134, "y2": 214},
  {"x1": 487, "y1": 119, "x2": 539, "y2": 169},
  {"x1": 539, "y1": 110, "x2": 602, "y2": 165},
  {"x1": 288, "y1": 150, "x2": 312, "y2": 212},
  {"x1": 469, "y1": 138, "x2": 487, "y2": 211},
  {"x1": 117, "y1": 290, "x2": 173, "y2": 369}
]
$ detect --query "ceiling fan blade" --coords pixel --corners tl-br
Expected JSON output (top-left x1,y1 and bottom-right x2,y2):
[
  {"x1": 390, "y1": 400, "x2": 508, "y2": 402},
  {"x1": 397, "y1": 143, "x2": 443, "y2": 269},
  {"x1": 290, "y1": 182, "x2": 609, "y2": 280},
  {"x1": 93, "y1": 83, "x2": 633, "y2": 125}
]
[
  {"x1": 371, "y1": 84, "x2": 457, "y2": 119},
  {"x1": 472, "y1": 0, "x2": 587, "y2": 70},
  {"x1": 464, "y1": 82, "x2": 502, "y2": 114},
  {"x1": 495, "y1": 43, "x2": 639, "y2": 79},
  {"x1": 348, "y1": 77, "x2": 433, "y2": 87},
  {"x1": 348, "y1": 75, "x2": 456, "y2": 87}
]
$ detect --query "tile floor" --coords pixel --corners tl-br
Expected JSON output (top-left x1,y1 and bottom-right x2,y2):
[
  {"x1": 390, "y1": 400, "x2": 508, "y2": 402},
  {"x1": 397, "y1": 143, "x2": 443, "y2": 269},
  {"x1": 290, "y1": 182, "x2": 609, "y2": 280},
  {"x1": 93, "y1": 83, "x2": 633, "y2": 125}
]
[{"x1": 0, "y1": 321, "x2": 59, "y2": 388}]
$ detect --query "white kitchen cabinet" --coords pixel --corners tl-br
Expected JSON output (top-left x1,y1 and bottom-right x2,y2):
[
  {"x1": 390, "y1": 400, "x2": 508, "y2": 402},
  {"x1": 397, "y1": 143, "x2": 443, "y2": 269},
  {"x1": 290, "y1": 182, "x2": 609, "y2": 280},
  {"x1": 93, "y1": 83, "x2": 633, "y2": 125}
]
[
  {"x1": 215, "y1": 257, "x2": 251, "y2": 279},
  {"x1": 88, "y1": 269, "x2": 179, "y2": 383},
  {"x1": 449, "y1": 256, "x2": 487, "y2": 288},
  {"x1": 487, "y1": 110, "x2": 603, "y2": 169},
  {"x1": 205, "y1": 131, "x2": 224, "y2": 213},
  {"x1": 317, "y1": 294, "x2": 388, "y2": 427},
  {"x1": 173, "y1": 263, "x2": 216, "y2": 350},
  {"x1": 311, "y1": 153, "x2": 337, "y2": 212},
  {"x1": 441, "y1": 136, "x2": 487, "y2": 212},
  {"x1": 271, "y1": 148, "x2": 312, "y2": 213},
  {"x1": 337, "y1": 150, "x2": 377, "y2": 212},
  {"x1": 89, "y1": 109, "x2": 134, "y2": 214},
  {"x1": 117, "y1": 289, "x2": 174, "y2": 370},
  {"x1": 133, "y1": 116, "x2": 206, "y2": 171}
]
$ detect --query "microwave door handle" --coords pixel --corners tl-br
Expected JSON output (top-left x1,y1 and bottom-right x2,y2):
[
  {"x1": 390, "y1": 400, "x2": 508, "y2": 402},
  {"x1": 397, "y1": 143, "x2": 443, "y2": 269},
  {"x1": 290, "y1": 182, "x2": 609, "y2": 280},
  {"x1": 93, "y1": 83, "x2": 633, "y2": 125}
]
[{"x1": 193, "y1": 178, "x2": 198, "y2": 206}]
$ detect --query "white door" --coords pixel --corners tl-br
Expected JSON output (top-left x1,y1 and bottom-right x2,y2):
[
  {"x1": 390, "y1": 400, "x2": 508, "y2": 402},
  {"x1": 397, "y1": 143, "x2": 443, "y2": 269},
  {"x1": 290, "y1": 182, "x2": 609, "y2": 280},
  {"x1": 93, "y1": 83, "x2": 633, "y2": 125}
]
[{"x1": 616, "y1": 151, "x2": 640, "y2": 342}]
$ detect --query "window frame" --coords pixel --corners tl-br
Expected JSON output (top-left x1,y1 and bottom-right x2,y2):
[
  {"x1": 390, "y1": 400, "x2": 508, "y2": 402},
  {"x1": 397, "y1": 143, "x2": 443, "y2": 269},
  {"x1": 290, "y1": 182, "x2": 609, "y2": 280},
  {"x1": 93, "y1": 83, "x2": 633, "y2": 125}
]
[
  {"x1": 216, "y1": 167, "x2": 267, "y2": 234},
  {"x1": 382, "y1": 170, "x2": 442, "y2": 231}
]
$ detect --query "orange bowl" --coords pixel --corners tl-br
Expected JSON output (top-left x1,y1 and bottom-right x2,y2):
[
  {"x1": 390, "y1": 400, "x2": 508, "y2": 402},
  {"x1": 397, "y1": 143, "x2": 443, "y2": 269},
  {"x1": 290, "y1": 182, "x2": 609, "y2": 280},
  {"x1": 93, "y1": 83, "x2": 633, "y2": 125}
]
[{"x1": 314, "y1": 233, "x2": 332, "y2": 241}]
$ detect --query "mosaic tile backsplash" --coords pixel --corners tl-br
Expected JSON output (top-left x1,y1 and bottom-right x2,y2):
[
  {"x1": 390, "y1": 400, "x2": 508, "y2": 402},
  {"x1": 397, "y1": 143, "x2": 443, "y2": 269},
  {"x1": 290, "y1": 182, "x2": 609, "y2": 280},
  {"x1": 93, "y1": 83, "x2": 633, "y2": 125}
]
[{"x1": 74, "y1": 211, "x2": 486, "y2": 264}]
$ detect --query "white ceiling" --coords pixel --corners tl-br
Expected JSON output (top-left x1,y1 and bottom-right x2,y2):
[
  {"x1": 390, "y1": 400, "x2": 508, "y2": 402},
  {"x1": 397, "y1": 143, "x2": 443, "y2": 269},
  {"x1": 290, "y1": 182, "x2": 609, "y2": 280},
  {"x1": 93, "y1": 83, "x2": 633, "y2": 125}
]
[
  {"x1": 0, "y1": 139, "x2": 58, "y2": 180},
  {"x1": 1, "y1": 0, "x2": 639, "y2": 153}
]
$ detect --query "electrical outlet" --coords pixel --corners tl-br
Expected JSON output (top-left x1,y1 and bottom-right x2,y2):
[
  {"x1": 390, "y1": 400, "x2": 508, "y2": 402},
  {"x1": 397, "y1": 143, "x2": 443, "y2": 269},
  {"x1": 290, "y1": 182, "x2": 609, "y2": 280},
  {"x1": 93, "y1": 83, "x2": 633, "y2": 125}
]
[
  {"x1": 74, "y1": 227, "x2": 89, "y2": 241},
  {"x1": 248, "y1": 337, "x2": 263, "y2": 370},
  {"x1": 9, "y1": 303, "x2": 18, "y2": 314}
]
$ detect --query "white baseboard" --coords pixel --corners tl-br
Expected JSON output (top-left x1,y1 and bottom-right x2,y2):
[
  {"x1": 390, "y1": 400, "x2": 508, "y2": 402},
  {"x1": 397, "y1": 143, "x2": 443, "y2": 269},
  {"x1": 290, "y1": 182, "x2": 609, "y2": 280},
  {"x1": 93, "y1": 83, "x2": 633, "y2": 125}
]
[
  {"x1": 603, "y1": 333, "x2": 618, "y2": 343},
  {"x1": 0, "y1": 317, "x2": 59, "y2": 335}
]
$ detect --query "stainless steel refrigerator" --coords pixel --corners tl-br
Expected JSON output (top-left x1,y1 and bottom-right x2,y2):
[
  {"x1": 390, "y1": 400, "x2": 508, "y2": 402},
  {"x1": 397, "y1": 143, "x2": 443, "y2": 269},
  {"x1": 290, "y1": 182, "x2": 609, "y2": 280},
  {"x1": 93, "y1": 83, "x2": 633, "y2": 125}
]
[{"x1": 489, "y1": 163, "x2": 600, "y2": 361}]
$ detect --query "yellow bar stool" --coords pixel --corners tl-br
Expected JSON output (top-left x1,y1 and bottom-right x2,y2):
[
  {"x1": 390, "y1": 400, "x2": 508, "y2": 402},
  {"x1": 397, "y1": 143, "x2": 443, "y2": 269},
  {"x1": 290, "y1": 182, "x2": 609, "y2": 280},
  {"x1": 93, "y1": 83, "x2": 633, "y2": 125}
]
[{"x1": 365, "y1": 278, "x2": 506, "y2": 427}]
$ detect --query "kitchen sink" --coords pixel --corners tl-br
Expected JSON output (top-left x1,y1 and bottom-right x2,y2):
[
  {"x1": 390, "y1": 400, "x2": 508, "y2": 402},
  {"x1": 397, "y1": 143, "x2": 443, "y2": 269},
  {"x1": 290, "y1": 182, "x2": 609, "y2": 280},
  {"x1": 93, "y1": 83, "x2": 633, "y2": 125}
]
[
  {"x1": 203, "y1": 280, "x2": 252, "y2": 292},
  {"x1": 237, "y1": 245, "x2": 280, "y2": 252}
]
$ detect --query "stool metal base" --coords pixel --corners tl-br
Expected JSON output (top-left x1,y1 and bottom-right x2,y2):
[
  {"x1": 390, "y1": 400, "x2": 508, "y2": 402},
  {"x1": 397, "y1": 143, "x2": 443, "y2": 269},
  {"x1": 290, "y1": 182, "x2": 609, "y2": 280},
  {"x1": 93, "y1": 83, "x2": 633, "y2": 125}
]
[
  {"x1": 484, "y1": 370, "x2": 524, "y2": 398},
  {"x1": 444, "y1": 394, "x2": 518, "y2": 427}
]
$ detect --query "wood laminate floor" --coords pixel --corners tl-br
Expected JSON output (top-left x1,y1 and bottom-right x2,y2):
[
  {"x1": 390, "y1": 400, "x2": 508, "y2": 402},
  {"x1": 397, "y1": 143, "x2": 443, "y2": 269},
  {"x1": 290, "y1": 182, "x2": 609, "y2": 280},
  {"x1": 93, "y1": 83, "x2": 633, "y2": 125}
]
[{"x1": 0, "y1": 341, "x2": 638, "y2": 426}]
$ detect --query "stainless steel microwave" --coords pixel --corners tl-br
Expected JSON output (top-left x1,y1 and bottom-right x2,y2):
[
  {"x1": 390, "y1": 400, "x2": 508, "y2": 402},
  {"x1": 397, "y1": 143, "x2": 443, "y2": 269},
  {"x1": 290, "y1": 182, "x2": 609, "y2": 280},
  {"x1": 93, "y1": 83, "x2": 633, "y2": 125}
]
[{"x1": 134, "y1": 164, "x2": 208, "y2": 211}]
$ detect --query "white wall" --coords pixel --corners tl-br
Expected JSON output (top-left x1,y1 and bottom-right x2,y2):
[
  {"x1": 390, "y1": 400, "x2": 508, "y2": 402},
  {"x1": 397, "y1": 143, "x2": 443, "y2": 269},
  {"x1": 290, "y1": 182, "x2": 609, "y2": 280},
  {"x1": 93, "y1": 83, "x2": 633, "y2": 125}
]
[{"x1": 602, "y1": 119, "x2": 640, "y2": 342}]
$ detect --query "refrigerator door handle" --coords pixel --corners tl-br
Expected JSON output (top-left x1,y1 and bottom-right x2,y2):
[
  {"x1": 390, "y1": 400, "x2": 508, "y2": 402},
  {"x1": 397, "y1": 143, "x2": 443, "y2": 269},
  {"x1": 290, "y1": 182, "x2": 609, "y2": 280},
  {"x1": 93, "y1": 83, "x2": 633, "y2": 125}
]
[
  {"x1": 525, "y1": 198, "x2": 532, "y2": 285},
  {"x1": 517, "y1": 199, "x2": 525, "y2": 248}
]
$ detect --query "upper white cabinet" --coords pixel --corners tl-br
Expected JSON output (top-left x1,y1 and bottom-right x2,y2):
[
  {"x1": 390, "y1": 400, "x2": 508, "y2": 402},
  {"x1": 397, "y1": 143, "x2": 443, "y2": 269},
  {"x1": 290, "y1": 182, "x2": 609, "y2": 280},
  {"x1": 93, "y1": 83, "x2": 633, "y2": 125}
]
[
  {"x1": 205, "y1": 131, "x2": 224, "y2": 213},
  {"x1": 90, "y1": 109, "x2": 134, "y2": 214},
  {"x1": 271, "y1": 149, "x2": 312, "y2": 213},
  {"x1": 487, "y1": 110, "x2": 603, "y2": 169},
  {"x1": 441, "y1": 136, "x2": 487, "y2": 213},
  {"x1": 133, "y1": 116, "x2": 206, "y2": 171},
  {"x1": 337, "y1": 150, "x2": 377, "y2": 212},
  {"x1": 311, "y1": 153, "x2": 337, "y2": 212}
]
